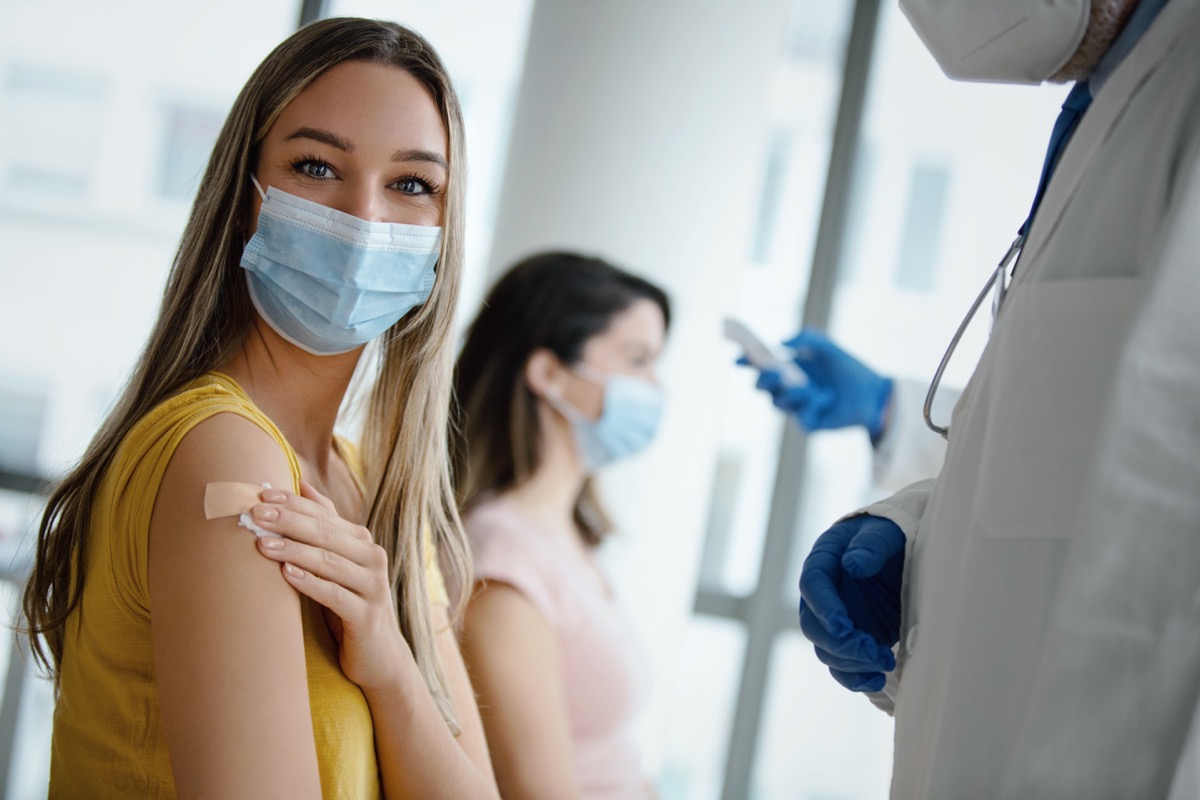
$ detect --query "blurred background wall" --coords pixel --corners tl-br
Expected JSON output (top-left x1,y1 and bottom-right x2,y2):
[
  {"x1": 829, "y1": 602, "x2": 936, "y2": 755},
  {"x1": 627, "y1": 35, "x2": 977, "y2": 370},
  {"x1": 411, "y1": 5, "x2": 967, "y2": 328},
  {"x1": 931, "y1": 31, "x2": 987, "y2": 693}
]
[{"x1": 0, "y1": 1, "x2": 1067, "y2": 797}]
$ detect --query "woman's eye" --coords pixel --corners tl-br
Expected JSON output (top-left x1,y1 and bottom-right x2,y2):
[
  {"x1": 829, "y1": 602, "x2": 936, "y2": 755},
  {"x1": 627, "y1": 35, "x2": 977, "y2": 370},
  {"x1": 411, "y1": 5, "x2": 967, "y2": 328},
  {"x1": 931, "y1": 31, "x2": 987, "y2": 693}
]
[
  {"x1": 394, "y1": 177, "x2": 430, "y2": 195},
  {"x1": 295, "y1": 160, "x2": 333, "y2": 179}
]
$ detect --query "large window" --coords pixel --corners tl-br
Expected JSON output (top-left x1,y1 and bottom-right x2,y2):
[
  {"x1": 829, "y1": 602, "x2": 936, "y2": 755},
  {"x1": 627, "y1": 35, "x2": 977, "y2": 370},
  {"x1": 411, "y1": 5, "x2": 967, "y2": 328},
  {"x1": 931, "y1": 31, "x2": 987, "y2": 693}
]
[{"x1": 0, "y1": 0, "x2": 298, "y2": 482}]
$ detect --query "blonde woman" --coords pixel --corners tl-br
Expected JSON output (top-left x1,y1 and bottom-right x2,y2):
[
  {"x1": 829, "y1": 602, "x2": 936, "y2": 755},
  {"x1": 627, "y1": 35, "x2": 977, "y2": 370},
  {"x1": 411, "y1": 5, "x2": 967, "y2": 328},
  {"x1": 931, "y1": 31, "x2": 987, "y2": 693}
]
[
  {"x1": 23, "y1": 18, "x2": 496, "y2": 800},
  {"x1": 452, "y1": 252, "x2": 670, "y2": 799}
]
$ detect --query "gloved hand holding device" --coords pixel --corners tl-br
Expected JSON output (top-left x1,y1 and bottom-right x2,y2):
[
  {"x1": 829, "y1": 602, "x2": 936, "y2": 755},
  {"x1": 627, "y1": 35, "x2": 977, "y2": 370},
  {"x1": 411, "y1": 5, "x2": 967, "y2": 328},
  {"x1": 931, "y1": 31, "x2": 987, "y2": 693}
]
[{"x1": 750, "y1": 328, "x2": 894, "y2": 439}]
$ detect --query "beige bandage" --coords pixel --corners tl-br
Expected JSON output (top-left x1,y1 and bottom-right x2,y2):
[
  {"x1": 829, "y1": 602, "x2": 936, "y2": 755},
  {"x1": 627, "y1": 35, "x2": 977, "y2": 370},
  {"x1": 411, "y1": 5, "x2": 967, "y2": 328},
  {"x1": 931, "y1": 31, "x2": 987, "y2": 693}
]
[{"x1": 203, "y1": 481, "x2": 280, "y2": 538}]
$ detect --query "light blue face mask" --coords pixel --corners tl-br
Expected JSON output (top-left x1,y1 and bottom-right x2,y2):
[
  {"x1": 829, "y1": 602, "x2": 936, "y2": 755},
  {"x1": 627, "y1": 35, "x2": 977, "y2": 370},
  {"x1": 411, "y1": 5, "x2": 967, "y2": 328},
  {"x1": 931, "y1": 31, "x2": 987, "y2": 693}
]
[
  {"x1": 239, "y1": 177, "x2": 442, "y2": 355},
  {"x1": 547, "y1": 363, "x2": 665, "y2": 473}
]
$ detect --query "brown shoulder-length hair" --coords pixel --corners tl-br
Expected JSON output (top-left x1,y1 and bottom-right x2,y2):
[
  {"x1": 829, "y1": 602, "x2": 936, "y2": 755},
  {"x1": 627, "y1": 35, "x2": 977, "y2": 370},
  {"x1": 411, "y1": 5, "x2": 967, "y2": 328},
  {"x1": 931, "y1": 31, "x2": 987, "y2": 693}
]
[
  {"x1": 451, "y1": 251, "x2": 671, "y2": 546},
  {"x1": 23, "y1": 17, "x2": 472, "y2": 731}
]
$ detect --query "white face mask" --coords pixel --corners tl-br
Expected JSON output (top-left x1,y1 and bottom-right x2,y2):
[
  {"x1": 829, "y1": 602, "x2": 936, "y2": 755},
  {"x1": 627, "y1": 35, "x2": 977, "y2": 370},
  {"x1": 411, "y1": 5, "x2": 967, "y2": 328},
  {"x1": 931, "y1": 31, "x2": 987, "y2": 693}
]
[
  {"x1": 899, "y1": 0, "x2": 1091, "y2": 84},
  {"x1": 544, "y1": 363, "x2": 664, "y2": 474},
  {"x1": 241, "y1": 177, "x2": 441, "y2": 355}
]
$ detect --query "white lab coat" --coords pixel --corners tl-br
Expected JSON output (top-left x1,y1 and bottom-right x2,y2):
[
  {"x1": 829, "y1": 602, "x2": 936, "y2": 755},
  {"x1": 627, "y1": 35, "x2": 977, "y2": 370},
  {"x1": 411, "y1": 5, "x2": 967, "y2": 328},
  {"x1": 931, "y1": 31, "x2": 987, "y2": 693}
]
[{"x1": 857, "y1": 1, "x2": 1200, "y2": 795}]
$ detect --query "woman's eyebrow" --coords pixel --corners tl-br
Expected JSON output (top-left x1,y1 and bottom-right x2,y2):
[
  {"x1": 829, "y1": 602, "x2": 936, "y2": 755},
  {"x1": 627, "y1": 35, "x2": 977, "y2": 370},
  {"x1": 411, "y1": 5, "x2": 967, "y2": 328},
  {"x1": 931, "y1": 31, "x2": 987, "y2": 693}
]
[
  {"x1": 284, "y1": 127, "x2": 354, "y2": 152},
  {"x1": 392, "y1": 148, "x2": 447, "y2": 169},
  {"x1": 282, "y1": 128, "x2": 446, "y2": 170}
]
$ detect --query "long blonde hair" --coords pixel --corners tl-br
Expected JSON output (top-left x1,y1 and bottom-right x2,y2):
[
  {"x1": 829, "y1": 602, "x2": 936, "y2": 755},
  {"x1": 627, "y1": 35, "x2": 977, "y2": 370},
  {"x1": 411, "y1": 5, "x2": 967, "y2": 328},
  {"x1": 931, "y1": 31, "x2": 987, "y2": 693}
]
[{"x1": 22, "y1": 17, "x2": 471, "y2": 730}]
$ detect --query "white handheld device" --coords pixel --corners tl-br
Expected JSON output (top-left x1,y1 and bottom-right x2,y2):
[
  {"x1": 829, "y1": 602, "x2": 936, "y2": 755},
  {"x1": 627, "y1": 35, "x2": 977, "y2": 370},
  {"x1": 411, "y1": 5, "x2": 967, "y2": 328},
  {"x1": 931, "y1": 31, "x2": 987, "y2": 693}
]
[{"x1": 723, "y1": 318, "x2": 807, "y2": 388}]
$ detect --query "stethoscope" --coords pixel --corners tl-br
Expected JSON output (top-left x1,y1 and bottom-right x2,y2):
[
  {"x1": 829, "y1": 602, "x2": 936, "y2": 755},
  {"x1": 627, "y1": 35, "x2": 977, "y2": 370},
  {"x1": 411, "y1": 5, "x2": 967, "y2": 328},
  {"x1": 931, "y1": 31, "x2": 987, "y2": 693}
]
[
  {"x1": 922, "y1": 234, "x2": 1023, "y2": 439},
  {"x1": 921, "y1": 81, "x2": 1093, "y2": 440}
]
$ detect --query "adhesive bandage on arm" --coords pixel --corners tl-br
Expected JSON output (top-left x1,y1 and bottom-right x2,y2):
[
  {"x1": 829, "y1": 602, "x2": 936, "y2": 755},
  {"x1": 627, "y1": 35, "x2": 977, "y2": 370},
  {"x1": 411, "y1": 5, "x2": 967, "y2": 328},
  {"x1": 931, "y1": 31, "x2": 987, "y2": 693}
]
[{"x1": 203, "y1": 481, "x2": 281, "y2": 538}]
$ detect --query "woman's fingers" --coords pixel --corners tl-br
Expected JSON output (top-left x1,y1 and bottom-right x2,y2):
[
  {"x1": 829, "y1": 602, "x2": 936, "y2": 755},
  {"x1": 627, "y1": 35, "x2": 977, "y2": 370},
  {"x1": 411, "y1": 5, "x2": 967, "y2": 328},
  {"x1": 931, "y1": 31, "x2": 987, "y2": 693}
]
[
  {"x1": 256, "y1": 535, "x2": 387, "y2": 599},
  {"x1": 249, "y1": 489, "x2": 373, "y2": 555},
  {"x1": 249, "y1": 486, "x2": 391, "y2": 611},
  {"x1": 275, "y1": 557, "x2": 370, "y2": 622},
  {"x1": 248, "y1": 486, "x2": 397, "y2": 652}
]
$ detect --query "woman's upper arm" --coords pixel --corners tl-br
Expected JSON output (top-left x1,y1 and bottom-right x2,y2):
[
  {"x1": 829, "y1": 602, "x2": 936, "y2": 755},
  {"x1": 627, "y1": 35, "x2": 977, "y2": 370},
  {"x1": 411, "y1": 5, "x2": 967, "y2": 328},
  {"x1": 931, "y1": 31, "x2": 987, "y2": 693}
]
[
  {"x1": 460, "y1": 582, "x2": 580, "y2": 800},
  {"x1": 149, "y1": 412, "x2": 321, "y2": 800}
]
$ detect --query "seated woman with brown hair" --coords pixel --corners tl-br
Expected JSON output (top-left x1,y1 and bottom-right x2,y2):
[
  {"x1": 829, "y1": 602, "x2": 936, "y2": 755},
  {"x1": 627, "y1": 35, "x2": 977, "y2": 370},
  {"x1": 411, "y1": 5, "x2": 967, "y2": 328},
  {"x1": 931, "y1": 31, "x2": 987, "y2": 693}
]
[{"x1": 452, "y1": 251, "x2": 671, "y2": 799}]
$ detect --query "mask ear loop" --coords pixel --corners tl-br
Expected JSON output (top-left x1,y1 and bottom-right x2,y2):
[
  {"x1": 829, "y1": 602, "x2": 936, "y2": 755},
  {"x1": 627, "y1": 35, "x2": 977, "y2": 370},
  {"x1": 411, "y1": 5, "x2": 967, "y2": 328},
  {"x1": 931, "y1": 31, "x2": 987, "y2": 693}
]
[
  {"x1": 242, "y1": 176, "x2": 268, "y2": 245},
  {"x1": 542, "y1": 386, "x2": 588, "y2": 424},
  {"x1": 540, "y1": 359, "x2": 608, "y2": 422}
]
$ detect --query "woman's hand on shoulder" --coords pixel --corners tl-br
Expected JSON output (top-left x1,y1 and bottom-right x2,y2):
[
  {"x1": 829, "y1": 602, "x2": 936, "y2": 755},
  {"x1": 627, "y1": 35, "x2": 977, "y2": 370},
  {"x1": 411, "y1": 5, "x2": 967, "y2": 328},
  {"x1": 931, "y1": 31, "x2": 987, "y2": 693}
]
[{"x1": 249, "y1": 479, "x2": 408, "y2": 691}]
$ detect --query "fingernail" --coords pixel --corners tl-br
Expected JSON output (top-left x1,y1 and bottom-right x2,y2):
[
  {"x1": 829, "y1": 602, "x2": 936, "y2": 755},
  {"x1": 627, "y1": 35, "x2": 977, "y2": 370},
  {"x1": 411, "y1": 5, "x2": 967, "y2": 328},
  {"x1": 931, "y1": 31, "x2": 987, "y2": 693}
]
[
  {"x1": 252, "y1": 506, "x2": 279, "y2": 521},
  {"x1": 261, "y1": 490, "x2": 286, "y2": 503},
  {"x1": 258, "y1": 537, "x2": 284, "y2": 550},
  {"x1": 284, "y1": 564, "x2": 305, "y2": 579}
]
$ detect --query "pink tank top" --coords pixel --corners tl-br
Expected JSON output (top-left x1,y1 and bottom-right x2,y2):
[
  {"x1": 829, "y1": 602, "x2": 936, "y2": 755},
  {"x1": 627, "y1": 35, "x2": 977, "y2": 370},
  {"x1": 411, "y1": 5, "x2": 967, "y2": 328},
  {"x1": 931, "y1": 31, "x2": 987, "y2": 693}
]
[{"x1": 465, "y1": 496, "x2": 653, "y2": 799}]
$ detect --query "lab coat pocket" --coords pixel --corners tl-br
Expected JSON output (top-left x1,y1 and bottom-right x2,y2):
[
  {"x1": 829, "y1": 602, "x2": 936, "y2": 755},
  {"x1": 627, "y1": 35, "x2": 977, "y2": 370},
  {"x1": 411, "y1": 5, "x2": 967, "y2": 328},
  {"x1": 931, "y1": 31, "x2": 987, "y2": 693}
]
[{"x1": 972, "y1": 277, "x2": 1140, "y2": 540}]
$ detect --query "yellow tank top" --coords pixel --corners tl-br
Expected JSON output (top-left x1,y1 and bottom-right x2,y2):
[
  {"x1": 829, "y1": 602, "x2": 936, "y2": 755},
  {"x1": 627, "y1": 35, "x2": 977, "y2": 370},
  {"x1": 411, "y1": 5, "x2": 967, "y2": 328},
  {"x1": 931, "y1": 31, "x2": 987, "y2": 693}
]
[{"x1": 49, "y1": 372, "x2": 448, "y2": 799}]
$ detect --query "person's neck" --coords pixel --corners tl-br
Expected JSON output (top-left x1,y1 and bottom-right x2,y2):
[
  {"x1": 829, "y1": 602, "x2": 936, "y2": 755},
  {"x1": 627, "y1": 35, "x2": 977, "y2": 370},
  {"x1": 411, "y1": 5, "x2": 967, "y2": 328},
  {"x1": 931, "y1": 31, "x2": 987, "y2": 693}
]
[
  {"x1": 504, "y1": 406, "x2": 588, "y2": 545},
  {"x1": 1084, "y1": 0, "x2": 1170, "y2": 93},
  {"x1": 219, "y1": 318, "x2": 360, "y2": 475},
  {"x1": 1052, "y1": 0, "x2": 1141, "y2": 83}
]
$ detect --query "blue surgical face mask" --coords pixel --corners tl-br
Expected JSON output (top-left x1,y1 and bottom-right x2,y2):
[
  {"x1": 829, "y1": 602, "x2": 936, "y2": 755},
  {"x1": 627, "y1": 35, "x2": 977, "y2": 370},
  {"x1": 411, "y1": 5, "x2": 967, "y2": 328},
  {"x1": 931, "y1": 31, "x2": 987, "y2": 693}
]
[
  {"x1": 546, "y1": 362, "x2": 664, "y2": 473},
  {"x1": 239, "y1": 177, "x2": 442, "y2": 355}
]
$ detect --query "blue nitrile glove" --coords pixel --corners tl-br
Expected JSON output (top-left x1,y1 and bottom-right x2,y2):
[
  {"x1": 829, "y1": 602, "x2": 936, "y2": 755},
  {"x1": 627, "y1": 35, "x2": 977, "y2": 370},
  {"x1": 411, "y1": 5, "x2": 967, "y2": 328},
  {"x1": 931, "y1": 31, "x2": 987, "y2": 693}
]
[
  {"x1": 798, "y1": 514, "x2": 905, "y2": 693},
  {"x1": 753, "y1": 328, "x2": 894, "y2": 438}
]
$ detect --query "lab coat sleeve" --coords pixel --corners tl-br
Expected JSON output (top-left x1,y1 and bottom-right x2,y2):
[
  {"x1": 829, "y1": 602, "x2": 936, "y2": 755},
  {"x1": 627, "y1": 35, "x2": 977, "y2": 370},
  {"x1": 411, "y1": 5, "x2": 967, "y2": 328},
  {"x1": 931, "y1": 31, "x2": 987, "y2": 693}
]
[
  {"x1": 1000, "y1": 115, "x2": 1200, "y2": 797},
  {"x1": 843, "y1": 477, "x2": 937, "y2": 714},
  {"x1": 871, "y1": 379, "x2": 952, "y2": 492}
]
